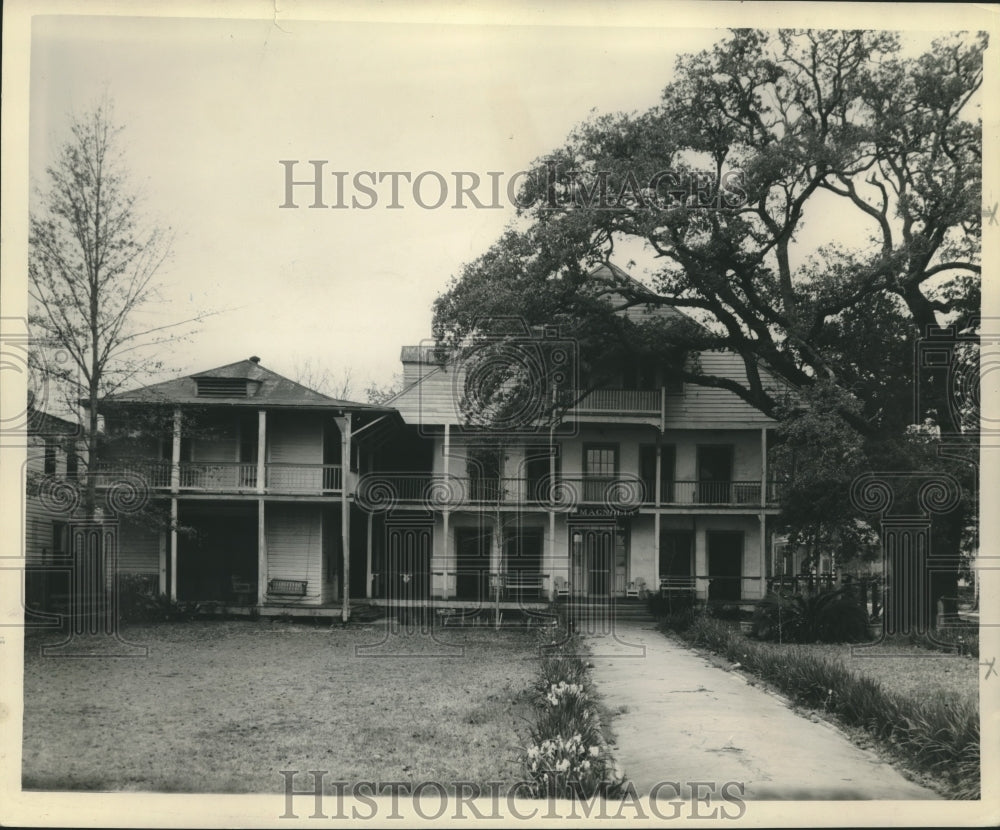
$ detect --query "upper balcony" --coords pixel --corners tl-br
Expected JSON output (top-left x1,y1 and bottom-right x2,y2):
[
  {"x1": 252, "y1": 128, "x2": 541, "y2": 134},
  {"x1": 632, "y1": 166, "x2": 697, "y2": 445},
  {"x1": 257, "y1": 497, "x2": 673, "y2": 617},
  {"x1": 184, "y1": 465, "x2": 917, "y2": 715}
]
[
  {"x1": 572, "y1": 388, "x2": 661, "y2": 416},
  {"x1": 356, "y1": 473, "x2": 779, "y2": 510},
  {"x1": 93, "y1": 460, "x2": 343, "y2": 495}
]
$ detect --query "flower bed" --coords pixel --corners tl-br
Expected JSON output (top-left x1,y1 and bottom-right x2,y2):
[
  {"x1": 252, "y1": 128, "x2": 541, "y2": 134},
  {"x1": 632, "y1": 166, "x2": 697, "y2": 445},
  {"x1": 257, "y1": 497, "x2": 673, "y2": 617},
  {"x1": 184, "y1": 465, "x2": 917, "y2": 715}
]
[{"x1": 521, "y1": 627, "x2": 625, "y2": 799}]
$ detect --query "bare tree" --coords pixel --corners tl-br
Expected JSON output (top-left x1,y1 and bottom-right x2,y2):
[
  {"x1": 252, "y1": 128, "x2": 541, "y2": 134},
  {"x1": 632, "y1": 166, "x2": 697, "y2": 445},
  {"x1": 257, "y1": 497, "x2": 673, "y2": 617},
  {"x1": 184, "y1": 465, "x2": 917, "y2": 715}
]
[
  {"x1": 290, "y1": 356, "x2": 354, "y2": 400},
  {"x1": 364, "y1": 374, "x2": 402, "y2": 405},
  {"x1": 29, "y1": 100, "x2": 199, "y2": 515}
]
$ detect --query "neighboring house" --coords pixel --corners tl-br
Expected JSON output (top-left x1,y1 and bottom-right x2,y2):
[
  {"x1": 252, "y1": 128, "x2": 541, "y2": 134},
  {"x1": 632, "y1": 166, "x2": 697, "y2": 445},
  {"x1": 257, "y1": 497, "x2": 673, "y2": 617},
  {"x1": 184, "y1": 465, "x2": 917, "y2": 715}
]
[
  {"x1": 24, "y1": 404, "x2": 82, "y2": 611},
  {"x1": 366, "y1": 264, "x2": 786, "y2": 609},
  {"x1": 93, "y1": 357, "x2": 392, "y2": 617}
]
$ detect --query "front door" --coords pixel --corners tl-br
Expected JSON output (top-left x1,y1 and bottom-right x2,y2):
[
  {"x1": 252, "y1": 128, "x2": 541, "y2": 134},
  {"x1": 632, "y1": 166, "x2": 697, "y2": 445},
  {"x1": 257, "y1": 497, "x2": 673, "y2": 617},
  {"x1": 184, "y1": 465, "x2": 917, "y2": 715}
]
[
  {"x1": 708, "y1": 531, "x2": 743, "y2": 601},
  {"x1": 386, "y1": 524, "x2": 431, "y2": 603},
  {"x1": 572, "y1": 526, "x2": 627, "y2": 598}
]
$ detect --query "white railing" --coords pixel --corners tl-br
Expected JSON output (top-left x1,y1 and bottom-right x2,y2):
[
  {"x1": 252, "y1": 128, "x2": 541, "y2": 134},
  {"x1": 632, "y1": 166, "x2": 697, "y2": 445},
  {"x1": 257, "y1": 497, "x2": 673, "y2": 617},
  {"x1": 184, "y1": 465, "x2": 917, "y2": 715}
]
[
  {"x1": 94, "y1": 460, "x2": 342, "y2": 494},
  {"x1": 573, "y1": 388, "x2": 661, "y2": 414}
]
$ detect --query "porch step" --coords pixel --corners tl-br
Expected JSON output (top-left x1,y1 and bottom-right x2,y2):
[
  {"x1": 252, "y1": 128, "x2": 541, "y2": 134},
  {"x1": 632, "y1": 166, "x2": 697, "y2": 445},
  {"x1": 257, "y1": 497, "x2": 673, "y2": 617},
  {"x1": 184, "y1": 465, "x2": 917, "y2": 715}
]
[{"x1": 558, "y1": 600, "x2": 657, "y2": 626}]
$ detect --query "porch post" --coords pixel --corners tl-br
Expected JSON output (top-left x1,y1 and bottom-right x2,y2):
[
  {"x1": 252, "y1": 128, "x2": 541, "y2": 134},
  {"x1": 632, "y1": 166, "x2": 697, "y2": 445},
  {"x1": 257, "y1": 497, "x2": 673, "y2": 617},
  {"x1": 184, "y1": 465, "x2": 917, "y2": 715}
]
[
  {"x1": 365, "y1": 510, "x2": 373, "y2": 599},
  {"x1": 158, "y1": 530, "x2": 167, "y2": 594},
  {"x1": 442, "y1": 424, "x2": 451, "y2": 597},
  {"x1": 169, "y1": 497, "x2": 178, "y2": 601},
  {"x1": 256, "y1": 409, "x2": 267, "y2": 494},
  {"x1": 170, "y1": 407, "x2": 181, "y2": 493},
  {"x1": 258, "y1": 498, "x2": 266, "y2": 606},
  {"x1": 758, "y1": 426, "x2": 768, "y2": 600},
  {"x1": 654, "y1": 440, "x2": 662, "y2": 592},
  {"x1": 760, "y1": 427, "x2": 767, "y2": 508},
  {"x1": 759, "y1": 512, "x2": 767, "y2": 600},
  {"x1": 338, "y1": 413, "x2": 352, "y2": 622}
]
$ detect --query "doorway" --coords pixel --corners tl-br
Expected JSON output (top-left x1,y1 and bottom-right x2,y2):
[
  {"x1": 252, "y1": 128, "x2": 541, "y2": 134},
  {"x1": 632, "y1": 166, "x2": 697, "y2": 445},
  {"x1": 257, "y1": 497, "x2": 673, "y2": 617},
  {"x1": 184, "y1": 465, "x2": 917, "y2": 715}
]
[{"x1": 707, "y1": 531, "x2": 743, "y2": 601}]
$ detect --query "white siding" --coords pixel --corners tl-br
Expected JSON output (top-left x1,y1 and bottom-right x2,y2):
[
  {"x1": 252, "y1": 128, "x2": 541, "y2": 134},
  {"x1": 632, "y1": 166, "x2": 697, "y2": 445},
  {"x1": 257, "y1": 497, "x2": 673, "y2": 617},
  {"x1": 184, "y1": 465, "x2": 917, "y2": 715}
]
[{"x1": 268, "y1": 413, "x2": 324, "y2": 463}]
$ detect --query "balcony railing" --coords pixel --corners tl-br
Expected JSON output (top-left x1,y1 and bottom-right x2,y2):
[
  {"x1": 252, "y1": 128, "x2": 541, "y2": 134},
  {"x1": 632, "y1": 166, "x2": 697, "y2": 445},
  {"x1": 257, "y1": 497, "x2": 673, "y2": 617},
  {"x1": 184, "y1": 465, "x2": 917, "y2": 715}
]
[
  {"x1": 356, "y1": 473, "x2": 778, "y2": 508},
  {"x1": 93, "y1": 460, "x2": 343, "y2": 494},
  {"x1": 573, "y1": 388, "x2": 660, "y2": 414}
]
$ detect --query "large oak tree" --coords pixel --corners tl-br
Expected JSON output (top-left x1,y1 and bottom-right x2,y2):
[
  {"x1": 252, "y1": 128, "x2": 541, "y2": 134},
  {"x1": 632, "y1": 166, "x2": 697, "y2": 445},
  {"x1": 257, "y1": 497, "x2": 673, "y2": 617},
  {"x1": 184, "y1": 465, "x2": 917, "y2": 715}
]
[{"x1": 432, "y1": 29, "x2": 983, "y2": 619}]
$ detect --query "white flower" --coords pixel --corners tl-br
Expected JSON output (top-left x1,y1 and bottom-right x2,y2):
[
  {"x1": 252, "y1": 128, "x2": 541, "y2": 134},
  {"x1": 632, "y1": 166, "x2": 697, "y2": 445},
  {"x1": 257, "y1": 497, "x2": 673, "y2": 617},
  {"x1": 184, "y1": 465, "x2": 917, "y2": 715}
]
[
  {"x1": 555, "y1": 759, "x2": 570, "y2": 773},
  {"x1": 589, "y1": 746, "x2": 601, "y2": 758}
]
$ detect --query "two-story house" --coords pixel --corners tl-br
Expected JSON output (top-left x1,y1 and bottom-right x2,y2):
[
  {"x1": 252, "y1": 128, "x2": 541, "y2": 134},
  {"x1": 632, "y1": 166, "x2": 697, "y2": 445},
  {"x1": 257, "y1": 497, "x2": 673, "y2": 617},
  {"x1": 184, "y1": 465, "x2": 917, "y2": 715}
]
[
  {"x1": 85, "y1": 267, "x2": 789, "y2": 619},
  {"x1": 94, "y1": 357, "x2": 391, "y2": 618},
  {"x1": 359, "y1": 264, "x2": 787, "y2": 613}
]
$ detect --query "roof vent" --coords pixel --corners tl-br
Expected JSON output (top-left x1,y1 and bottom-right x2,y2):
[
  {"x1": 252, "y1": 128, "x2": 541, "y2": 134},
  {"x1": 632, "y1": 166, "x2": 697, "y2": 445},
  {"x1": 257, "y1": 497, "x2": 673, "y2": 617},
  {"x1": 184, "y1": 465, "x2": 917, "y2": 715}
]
[
  {"x1": 249, "y1": 355, "x2": 261, "y2": 364},
  {"x1": 196, "y1": 377, "x2": 249, "y2": 398}
]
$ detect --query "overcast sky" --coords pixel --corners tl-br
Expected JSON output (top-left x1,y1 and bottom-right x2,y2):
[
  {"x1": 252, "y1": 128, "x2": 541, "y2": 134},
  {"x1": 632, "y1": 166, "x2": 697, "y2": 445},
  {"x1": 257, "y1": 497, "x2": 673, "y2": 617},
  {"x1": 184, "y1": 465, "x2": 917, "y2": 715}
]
[
  {"x1": 21, "y1": 4, "x2": 994, "y2": 401},
  {"x1": 27, "y1": 14, "x2": 733, "y2": 397}
]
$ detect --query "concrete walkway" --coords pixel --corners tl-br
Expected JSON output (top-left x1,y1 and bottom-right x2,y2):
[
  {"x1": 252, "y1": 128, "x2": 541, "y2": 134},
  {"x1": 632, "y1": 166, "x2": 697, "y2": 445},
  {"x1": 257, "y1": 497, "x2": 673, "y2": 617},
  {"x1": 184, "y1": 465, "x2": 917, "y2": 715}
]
[{"x1": 586, "y1": 622, "x2": 939, "y2": 800}]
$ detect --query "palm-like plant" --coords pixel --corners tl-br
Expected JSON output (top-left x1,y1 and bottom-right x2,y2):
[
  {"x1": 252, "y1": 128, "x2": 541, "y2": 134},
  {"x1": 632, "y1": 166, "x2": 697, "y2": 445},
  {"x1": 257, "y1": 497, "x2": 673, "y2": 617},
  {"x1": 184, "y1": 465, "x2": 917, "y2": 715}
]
[{"x1": 752, "y1": 587, "x2": 869, "y2": 643}]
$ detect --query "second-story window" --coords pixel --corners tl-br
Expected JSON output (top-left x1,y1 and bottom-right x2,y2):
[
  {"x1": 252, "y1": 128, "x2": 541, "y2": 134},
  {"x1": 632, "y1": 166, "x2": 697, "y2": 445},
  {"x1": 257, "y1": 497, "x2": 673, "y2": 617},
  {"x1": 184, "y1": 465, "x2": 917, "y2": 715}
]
[{"x1": 583, "y1": 444, "x2": 617, "y2": 502}]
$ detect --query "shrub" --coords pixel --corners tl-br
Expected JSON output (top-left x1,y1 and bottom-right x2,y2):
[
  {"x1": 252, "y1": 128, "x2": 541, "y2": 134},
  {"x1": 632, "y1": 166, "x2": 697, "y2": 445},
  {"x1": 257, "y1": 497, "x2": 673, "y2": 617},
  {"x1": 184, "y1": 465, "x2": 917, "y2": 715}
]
[
  {"x1": 752, "y1": 588, "x2": 869, "y2": 643},
  {"x1": 924, "y1": 625, "x2": 980, "y2": 658},
  {"x1": 118, "y1": 576, "x2": 195, "y2": 623}
]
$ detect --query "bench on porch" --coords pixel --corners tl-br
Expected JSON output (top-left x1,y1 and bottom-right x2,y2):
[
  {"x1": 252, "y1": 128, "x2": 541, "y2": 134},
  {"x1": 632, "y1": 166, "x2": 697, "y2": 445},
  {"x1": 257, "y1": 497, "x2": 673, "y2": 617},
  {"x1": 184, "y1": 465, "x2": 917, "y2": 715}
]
[
  {"x1": 267, "y1": 578, "x2": 308, "y2": 597},
  {"x1": 503, "y1": 572, "x2": 548, "y2": 600},
  {"x1": 660, "y1": 576, "x2": 696, "y2": 595}
]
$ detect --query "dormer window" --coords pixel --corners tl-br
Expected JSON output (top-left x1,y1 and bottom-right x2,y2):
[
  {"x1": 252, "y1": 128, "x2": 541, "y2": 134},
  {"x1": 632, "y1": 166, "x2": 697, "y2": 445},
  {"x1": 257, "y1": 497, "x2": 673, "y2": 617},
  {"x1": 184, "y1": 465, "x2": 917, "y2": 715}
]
[{"x1": 196, "y1": 378, "x2": 250, "y2": 398}]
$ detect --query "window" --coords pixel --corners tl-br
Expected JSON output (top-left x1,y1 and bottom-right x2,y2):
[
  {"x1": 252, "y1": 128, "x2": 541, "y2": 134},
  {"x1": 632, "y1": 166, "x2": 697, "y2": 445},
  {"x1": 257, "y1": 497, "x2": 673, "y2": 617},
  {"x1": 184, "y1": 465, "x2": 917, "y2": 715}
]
[
  {"x1": 52, "y1": 522, "x2": 68, "y2": 556},
  {"x1": 43, "y1": 440, "x2": 57, "y2": 475},
  {"x1": 65, "y1": 451, "x2": 78, "y2": 478},
  {"x1": 583, "y1": 444, "x2": 617, "y2": 502},
  {"x1": 584, "y1": 445, "x2": 617, "y2": 476}
]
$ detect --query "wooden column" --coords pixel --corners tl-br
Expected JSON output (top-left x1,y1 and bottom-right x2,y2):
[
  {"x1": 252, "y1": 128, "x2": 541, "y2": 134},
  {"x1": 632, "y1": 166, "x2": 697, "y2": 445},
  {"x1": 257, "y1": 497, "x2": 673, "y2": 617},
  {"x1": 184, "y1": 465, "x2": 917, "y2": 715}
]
[
  {"x1": 760, "y1": 427, "x2": 767, "y2": 508},
  {"x1": 654, "y1": 440, "x2": 662, "y2": 592},
  {"x1": 442, "y1": 423, "x2": 450, "y2": 596},
  {"x1": 158, "y1": 531, "x2": 167, "y2": 595},
  {"x1": 549, "y1": 426, "x2": 556, "y2": 597},
  {"x1": 365, "y1": 511, "x2": 373, "y2": 599},
  {"x1": 256, "y1": 410, "x2": 267, "y2": 494},
  {"x1": 170, "y1": 408, "x2": 181, "y2": 493},
  {"x1": 258, "y1": 498, "x2": 266, "y2": 606},
  {"x1": 335, "y1": 413, "x2": 353, "y2": 622},
  {"x1": 169, "y1": 498, "x2": 178, "y2": 601},
  {"x1": 759, "y1": 426, "x2": 767, "y2": 600}
]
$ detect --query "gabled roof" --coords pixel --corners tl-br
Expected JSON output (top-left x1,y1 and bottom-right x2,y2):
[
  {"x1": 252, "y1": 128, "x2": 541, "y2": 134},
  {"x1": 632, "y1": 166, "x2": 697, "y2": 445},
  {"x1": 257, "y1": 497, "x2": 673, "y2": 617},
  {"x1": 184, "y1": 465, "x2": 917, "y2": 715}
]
[
  {"x1": 27, "y1": 405, "x2": 79, "y2": 437},
  {"x1": 588, "y1": 262, "x2": 712, "y2": 337},
  {"x1": 100, "y1": 357, "x2": 388, "y2": 411}
]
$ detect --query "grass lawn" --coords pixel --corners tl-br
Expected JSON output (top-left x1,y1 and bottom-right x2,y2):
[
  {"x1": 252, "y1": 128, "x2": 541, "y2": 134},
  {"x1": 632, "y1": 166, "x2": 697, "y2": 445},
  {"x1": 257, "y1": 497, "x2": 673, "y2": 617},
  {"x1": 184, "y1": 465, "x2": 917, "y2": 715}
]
[
  {"x1": 22, "y1": 620, "x2": 539, "y2": 793},
  {"x1": 740, "y1": 637, "x2": 979, "y2": 708}
]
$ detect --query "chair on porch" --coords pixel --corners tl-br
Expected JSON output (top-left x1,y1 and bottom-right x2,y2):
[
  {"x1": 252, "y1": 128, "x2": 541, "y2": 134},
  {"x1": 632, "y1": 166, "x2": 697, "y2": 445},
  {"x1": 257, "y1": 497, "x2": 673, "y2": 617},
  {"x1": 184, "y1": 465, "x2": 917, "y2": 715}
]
[
  {"x1": 553, "y1": 576, "x2": 571, "y2": 598},
  {"x1": 231, "y1": 574, "x2": 253, "y2": 605},
  {"x1": 625, "y1": 578, "x2": 645, "y2": 599}
]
